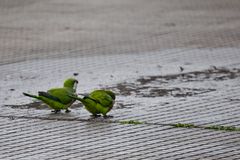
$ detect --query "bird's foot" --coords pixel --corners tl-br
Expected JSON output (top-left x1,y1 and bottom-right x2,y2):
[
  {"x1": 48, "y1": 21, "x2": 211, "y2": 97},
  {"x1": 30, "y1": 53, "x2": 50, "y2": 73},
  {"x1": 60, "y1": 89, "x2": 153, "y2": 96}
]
[
  {"x1": 103, "y1": 115, "x2": 113, "y2": 119},
  {"x1": 65, "y1": 109, "x2": 71, "y2": 113},
  {"x1": 51, "y1": 110, "x2": 61, "y2": 114},
  {"x1": 90, "y1": 114, "x2": 101, "y2": 118}
]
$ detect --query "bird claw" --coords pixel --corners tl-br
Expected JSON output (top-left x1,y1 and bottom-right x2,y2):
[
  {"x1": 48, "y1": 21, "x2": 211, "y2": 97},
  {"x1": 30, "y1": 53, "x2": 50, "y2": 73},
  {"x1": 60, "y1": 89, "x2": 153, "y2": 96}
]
[
  {"x1": 90, "y1": 114, "x2": 101, "y2": 118},
  {"x1": 51, "y1": 110, "x2": 61, "y2": 114},
  {"x1": 65, "y1": 109, "x2": 71, "y2": 113}
]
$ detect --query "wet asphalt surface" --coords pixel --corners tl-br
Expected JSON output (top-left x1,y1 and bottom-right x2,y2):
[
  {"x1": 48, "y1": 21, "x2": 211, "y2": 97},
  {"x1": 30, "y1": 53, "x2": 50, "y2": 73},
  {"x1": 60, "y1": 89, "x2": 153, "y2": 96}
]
[{"x1": 1, "y1": 0, "x2": 240, "y2": 159}]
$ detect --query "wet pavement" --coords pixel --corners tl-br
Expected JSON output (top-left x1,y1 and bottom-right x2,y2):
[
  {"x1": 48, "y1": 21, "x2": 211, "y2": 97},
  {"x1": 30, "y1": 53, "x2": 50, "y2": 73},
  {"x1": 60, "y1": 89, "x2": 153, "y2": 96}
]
[{"x1": 1, "y1": 0, "x2": 240, "y2": 159}]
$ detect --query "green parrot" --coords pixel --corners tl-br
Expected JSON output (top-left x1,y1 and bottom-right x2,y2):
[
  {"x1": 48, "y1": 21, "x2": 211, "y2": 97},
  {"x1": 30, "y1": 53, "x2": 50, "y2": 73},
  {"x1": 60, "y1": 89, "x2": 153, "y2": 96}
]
[
  {"x1": 23, "y1": 78, "x2": 78, "y2": 113},
  {"x1": 69, "y1": 90, "x2": 115, "y2": 118}
]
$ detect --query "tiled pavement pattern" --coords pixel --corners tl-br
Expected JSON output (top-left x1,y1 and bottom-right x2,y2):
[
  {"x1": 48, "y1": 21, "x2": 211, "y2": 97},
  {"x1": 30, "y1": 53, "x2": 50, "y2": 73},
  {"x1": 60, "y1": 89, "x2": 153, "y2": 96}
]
[
  {"x1": 0, "y1": 118, "x2": 240, "y2": 160},
  {"x1": 1, "y1": 50, "x2": 240, "y2": 160},
  {"x1": 1, "y1": 0, "x2": 240, "y2": 159},
  {"x1": 1, "y1": 0, "x2": 240, "y2": 64}
]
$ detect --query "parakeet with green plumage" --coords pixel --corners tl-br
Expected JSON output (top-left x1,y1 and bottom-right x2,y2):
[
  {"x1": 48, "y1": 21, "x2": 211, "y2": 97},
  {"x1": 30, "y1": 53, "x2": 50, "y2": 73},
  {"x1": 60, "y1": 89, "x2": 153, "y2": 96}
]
[
  {"x1": 23, "y1": 78, "x2": 78, "y2": 113},
  {"x1": 69, "y1": 90, "x2": 115, "y2": 117}
]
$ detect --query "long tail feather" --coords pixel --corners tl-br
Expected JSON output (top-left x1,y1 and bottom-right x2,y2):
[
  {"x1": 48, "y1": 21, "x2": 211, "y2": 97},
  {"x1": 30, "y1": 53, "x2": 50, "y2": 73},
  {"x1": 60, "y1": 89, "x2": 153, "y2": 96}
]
[
  {"x1": 78, "y1": 93, "x2": 89, "y2": 97},
  {"x1": 23, "y1": 92, "x2": 39, "y2": 99},
  {"x1": 69, "y1": 94, "x2": 99, "y2": 104},
  {"x1": 38, "y1": 91, "x2": 61, "y2": 103},
  {"x1": 68, "y1": 94, "x2": 84, "y2": 102}
]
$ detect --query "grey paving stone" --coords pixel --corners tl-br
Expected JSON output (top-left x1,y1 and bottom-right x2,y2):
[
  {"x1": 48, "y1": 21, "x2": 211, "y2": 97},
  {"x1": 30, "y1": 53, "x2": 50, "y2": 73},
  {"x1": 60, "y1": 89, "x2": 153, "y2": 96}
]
[{"x1": 1, "y1": 0, "x2": 240, "y2": 159}]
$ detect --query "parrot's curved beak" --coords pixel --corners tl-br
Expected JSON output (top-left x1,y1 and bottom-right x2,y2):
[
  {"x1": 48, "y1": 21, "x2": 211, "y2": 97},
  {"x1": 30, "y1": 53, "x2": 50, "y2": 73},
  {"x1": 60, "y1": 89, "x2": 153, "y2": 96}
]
[{"x1": 73, "y1": 80, "x2": 78, "y2": 90}]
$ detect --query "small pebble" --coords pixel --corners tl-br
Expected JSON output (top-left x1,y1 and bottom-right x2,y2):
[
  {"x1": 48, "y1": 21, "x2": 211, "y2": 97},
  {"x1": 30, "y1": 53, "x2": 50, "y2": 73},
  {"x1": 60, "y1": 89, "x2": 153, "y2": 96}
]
[
  {"x1": 73, "y1": 73, "x2": 79, "y2": 76},
  {"x1": 179, "y1": 66, "x2": 184, "y2": 72}
]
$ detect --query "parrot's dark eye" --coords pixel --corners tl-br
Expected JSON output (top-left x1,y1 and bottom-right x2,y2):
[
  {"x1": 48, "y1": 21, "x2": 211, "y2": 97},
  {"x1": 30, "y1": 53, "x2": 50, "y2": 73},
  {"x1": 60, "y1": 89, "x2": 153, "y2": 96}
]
[{"x1": 76, "y1": 80, "x2": 78, "y2": 83}]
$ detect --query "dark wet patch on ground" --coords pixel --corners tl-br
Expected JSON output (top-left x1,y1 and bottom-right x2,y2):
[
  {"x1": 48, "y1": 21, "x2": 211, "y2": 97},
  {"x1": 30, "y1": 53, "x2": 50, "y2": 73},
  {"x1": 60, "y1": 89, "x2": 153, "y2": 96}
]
[
  {"x1": 6, "y1": 67, "x2": 240, "y2": 110},
  {"x1": 145, "y1": 87, "x2": 216, "y2": 97},
  {"x1": 4, "y1": 101, "x2": 82, "y2": 110},
  {"x1": 108, "y1": 67, "x2": 240, "y2": 97},
  {"x1": 137, "y1": 67, "x2": 240, "y2": 85},
  {"x1": 4, "y1": 102, "x2": 46, "y2": 109}
]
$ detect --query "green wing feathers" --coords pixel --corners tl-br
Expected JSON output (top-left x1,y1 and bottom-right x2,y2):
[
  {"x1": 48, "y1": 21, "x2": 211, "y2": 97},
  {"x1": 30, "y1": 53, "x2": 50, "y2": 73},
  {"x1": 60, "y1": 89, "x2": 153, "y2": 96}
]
[
  {"x1": 89, "y1": 90, "x2": 114, "y2": 108},
  {"x1": 68, "y1": 90, "x2": 115, "y2": 116},
  {"x1": 48, "y1": 87, "x2": 76, "y2": 104}
]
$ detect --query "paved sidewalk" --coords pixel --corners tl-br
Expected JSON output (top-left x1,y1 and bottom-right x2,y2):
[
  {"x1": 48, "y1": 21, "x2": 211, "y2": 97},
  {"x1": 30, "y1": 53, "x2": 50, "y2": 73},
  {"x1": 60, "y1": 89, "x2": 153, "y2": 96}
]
[
  {"x1": 0, "y1": 0, "x2": 240, "y2": 159},
  {"x1": 1, "y1": 0, "x2": 240, "y2": 64}
]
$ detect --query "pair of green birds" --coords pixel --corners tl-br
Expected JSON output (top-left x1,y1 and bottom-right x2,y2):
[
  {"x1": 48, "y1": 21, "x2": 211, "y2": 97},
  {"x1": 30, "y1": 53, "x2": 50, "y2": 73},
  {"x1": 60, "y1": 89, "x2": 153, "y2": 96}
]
[{"x1": 23, "y1": 78, "x2": 115, "y2": 117}]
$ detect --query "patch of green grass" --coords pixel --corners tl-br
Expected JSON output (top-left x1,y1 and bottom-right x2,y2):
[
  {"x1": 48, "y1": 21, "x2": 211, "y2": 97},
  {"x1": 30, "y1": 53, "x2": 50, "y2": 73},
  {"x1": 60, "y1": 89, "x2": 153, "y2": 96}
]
[
  {"x1": 119, "y1": 120, "x2": 144, "y2": 125},
  {"x1": 204, "y1": 125, "x2": 240, "y2": 132},
  {"x1": 171, "y1": 123, "x2": 240, "y2": 132},
  {"x1": 117, "y1": 121, "x2": 240, "y2": 132}
]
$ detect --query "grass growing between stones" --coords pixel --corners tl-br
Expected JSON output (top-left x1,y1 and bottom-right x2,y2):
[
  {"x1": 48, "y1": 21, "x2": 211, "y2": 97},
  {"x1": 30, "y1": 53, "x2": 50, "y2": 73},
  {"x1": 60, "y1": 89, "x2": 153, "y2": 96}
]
[
  {"x1": 204, "y1": 125, "x2": 240, "y2": 131},
  {"x1": 172, "y1": 123, "x2": 240, "y2": 132},
  {"x1": 119, "y1": 120, "x2": 144, "y2": 125},
  {"x1": 119, "y1": 121, "x2": 240, "y2": 132}
]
